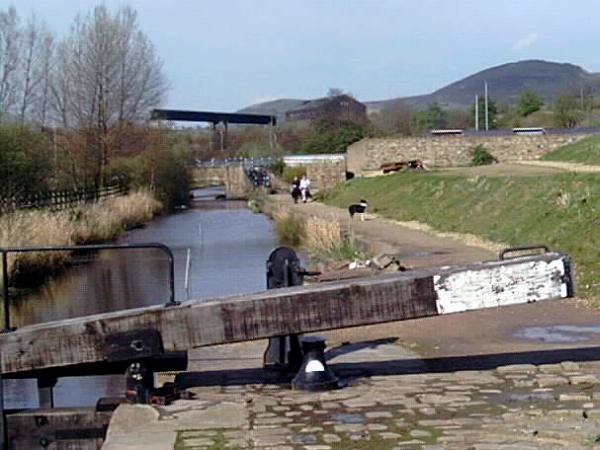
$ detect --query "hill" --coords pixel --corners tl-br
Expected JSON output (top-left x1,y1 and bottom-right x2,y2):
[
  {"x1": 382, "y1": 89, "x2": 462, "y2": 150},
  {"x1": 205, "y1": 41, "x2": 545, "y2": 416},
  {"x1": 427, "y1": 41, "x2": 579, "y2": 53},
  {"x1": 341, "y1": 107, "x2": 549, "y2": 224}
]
[
  {"x1": 366, "y1": 60, "x2": 600, "y2": 112},
  {"x1": 238, "y1": 60, "x2": 600, "y2": 117},
  {"x1": 237, "y1": 98, "x2": 307, "y2": 124}
]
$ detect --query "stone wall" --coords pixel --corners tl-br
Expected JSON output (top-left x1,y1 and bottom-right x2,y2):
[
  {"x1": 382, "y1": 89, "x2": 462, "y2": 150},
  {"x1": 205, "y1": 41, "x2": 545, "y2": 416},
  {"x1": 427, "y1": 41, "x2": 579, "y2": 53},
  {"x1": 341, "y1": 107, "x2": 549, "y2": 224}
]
[
  {"x1": 347, "y1": 133, "x2": 592, "y2": 174},
  {"x1": 193, "y1": 166, "x2": 253, "y2": 199},
  {"x1": 193, "y1": 166, "x2": 227, "y2": 186},
  {"x1": 224, "y1": 166, "x2": 253, "y2": 199},
  {"x1": 306, "y1": 160, "x2": 347, "y2": 190}
]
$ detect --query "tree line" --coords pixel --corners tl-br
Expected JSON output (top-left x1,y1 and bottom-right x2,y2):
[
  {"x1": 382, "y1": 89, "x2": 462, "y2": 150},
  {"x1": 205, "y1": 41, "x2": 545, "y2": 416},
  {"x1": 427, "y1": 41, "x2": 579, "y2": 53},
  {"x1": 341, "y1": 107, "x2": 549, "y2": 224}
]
[
  {"x1": 371, "y1": 88, "x2": 598, "y2": 136},
  {"x1": 0, "y1": 5, "x2": 191, "y2": 209}
]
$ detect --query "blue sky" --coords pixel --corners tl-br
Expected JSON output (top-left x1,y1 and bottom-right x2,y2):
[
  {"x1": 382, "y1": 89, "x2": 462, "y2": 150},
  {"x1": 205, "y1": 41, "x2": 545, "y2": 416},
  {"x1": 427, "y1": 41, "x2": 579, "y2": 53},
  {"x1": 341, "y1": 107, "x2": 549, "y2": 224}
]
[{"x1": 6, "y1": 0, "x2": 600, "y2": 111}]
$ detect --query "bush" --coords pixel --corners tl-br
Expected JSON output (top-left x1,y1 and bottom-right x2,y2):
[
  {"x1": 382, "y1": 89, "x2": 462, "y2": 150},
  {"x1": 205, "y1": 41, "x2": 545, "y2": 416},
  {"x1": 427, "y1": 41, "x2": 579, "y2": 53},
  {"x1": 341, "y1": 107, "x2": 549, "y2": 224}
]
[
  {"x1": 275, "y1": 215, "x2": 305, "y2": 247},
  {"x1": 109, "y1": 146, "x2": 193, "y2": 209},
  {"x1": 471, "y1": 145, "x2": 497, "y2": 166},
  {"x1": 301, "y1": 119, "x2": 368, "y2": 154},
  {"x1": 267, "y1": 158, "x2": 285, "y2": 176},
  {"x1": 0, "y1": 124, "x2": 52, "y2": 195},
  {"x1": 281, "y1": 165, "x2": 306, "y2": 184}
]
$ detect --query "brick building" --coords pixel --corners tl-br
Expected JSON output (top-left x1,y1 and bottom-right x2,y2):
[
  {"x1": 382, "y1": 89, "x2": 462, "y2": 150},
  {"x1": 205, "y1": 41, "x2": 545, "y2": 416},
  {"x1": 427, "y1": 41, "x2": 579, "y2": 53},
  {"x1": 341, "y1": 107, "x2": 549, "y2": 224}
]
[{"x1": 285, "y1": 95, "x2": 367, "y2": 124}]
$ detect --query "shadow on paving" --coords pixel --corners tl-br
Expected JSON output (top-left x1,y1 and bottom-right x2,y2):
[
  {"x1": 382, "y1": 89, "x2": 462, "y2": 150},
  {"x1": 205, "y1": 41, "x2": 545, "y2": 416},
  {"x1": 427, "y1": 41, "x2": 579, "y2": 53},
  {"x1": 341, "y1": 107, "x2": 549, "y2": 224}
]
[{"x1": 176, "y1": 338, "x2": 600, "y2": 388}]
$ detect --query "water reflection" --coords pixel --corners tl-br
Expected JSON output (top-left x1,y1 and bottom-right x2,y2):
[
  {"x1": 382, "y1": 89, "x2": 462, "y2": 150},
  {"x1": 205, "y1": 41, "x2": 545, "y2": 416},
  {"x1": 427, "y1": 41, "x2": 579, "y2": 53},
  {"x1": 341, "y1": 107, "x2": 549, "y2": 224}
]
[{"x1": 5, "y1": 188, "x2": 276, "y2": 408}]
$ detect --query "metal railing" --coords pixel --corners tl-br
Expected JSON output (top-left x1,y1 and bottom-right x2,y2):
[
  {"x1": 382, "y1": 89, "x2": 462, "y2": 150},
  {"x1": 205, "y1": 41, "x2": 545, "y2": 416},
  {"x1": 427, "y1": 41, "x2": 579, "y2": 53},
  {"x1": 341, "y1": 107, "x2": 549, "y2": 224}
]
[{"x1": 1, "y1": 243, "x2": 177, "y2": 331}]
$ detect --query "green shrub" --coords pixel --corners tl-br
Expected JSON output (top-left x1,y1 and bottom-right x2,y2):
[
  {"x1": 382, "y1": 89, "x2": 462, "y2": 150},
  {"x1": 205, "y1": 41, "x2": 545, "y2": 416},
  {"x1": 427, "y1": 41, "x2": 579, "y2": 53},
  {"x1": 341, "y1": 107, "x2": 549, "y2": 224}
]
[
  {"x1": 275, "y1": 215, "x2": 305, "y2": 247},
  {"x1": 267, "y1": 158, "x2": 285, "y2": 176},
  {"x1": 109, "y1": 146, "x2": 193, "y2": 209},
  {"x1": 471, "y1": 145, "x2": 497, "y2": 166},
  {"x1": 0, "y1": 124, "x2": 52, "y2": 195},
  {"x1": 301, "y1": 119, "x2": 368, "y2": 154},
  {"x1": 281, "y1": 165, "x2": 306, "y2": 184}
]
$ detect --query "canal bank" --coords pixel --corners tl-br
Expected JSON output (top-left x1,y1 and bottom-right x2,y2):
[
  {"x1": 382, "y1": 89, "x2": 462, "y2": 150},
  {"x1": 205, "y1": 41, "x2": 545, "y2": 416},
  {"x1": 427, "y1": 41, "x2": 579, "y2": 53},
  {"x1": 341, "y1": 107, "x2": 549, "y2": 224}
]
[
  {"x1": 103, "y1": 193, "x2": 600, "y2": 449},
  {"x1": 4, "y1": 188, "x2": 277, "y2": 411},
  {"x1": 261, "y1": 193, "x2": 494, "y2": 271}
]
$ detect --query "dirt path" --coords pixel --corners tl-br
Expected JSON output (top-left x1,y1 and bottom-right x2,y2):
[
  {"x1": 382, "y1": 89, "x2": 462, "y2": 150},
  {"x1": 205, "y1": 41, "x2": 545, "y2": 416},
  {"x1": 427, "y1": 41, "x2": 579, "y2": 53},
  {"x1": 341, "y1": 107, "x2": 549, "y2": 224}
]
[
  {"x1": 515, "y1": 160, "x2": 600, "y2": 173},
  {"x1": 265, "y1": 194, "x2": 495, "y2": 270},
  {"x1": 263, "y1": 194, "x2": 600, "y2": 356}
]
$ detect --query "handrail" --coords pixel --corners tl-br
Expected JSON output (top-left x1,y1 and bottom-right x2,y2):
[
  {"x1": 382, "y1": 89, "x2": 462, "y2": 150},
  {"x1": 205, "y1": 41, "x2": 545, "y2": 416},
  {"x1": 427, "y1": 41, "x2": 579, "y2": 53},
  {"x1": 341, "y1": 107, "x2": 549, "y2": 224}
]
[{"x1": 1, "y1": 243, "x2": 177, "y2": 331}]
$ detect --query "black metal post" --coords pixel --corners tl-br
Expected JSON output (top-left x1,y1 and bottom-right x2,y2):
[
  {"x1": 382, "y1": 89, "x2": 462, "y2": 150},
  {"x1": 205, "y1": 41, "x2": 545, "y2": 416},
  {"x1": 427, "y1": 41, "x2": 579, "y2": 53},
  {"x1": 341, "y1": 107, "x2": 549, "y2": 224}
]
[
  {"x1": 2, "y1": 251, "x2": 9, "y2": 331},
  {"x1": 0, "y1": 349, "x2": 5, "y2": 450}
]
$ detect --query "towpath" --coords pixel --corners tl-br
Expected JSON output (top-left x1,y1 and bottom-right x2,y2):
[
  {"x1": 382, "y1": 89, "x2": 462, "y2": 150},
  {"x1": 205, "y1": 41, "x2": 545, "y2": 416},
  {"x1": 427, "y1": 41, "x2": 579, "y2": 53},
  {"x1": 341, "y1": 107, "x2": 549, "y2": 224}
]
[{"x1": 103, "y1": 194, "x2": 600, "y2": 450}]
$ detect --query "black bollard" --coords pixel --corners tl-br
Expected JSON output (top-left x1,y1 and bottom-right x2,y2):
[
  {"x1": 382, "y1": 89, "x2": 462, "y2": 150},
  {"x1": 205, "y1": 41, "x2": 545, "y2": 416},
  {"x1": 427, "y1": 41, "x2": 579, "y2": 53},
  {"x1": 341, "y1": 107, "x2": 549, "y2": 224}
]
[
  {"x1": 0, "y1": 350, "x2": 5, "y2": 450},
  {"x1": 292, "y1": 336, "x2": 340, "y2": 391},
  {"x1": 125, "y1": 362, "x2": 153, "y2": 404},
  {"x1": 263, "y1": 247, "x2": 304, "y2": 371}
]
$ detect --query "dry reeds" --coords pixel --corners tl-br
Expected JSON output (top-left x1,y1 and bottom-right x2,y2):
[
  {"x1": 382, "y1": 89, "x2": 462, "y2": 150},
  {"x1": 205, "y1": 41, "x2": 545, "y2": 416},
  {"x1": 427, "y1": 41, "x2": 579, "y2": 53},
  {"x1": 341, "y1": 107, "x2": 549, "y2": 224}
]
[
  {"x1": 0, "y1": 190, "x2": 162, "y2": 279},
  {"x1": 303, "y1": 215, "x2": 343, "y2": 254},
  {"x1": 273, "y1": 212, "x2": 367, "y2": 266},
  {"x1": 273, "y1": 211, "x2": 305, "y2": 247}
]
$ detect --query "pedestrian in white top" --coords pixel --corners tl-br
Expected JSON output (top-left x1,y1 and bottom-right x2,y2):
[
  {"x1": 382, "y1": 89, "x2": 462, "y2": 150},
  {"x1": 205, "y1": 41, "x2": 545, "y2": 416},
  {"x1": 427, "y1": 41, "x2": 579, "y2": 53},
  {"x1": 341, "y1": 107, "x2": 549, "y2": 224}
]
[{"x1": 299, "y1": 175, "x2": 311, "y2": 203}]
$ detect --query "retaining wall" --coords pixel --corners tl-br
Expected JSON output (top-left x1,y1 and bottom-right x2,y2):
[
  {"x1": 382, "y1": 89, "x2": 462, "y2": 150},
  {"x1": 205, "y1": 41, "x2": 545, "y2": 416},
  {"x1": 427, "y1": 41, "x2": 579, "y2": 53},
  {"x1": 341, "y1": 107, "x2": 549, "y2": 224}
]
[{"x1": 347, "y1": 133, "x2": 592, "y2": 175}]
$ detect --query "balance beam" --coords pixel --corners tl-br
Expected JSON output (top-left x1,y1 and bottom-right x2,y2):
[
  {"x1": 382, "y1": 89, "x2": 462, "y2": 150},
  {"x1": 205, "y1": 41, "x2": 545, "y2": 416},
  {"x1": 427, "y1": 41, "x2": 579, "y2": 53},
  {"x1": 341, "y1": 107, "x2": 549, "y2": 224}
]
[{"x1": 0, "y1": 252, "x2": 572, "y2": 375}]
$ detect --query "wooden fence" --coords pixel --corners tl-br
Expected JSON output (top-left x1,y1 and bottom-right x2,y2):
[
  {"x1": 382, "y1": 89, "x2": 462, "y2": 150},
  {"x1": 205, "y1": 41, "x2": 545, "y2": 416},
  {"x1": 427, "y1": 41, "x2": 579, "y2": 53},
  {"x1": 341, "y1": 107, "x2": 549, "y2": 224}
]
[{"x1": 0, "y1": 182, "x2": 128, "y2": 214}]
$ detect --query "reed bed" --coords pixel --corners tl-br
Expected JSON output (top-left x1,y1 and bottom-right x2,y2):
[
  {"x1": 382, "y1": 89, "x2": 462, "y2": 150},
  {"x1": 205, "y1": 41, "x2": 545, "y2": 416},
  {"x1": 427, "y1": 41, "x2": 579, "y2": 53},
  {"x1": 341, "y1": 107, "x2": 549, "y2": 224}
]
[
  {"x1": 0, "y1": 190, "x2": 162, "y2": 281},
  {"x1": 274, "y1": 212, "x2": 367, "y2": 266}
]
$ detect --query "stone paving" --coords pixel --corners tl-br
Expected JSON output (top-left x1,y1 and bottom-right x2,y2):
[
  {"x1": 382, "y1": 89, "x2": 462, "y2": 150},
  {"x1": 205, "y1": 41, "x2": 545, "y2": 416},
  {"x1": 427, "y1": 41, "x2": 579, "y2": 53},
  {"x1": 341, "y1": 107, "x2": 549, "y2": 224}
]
[
  {"x1": 103, "y1": 193, "x2": 600, "y2": 449},
  {"x1": 104, "y1": 340, "x2": 600, "y2": 449}
]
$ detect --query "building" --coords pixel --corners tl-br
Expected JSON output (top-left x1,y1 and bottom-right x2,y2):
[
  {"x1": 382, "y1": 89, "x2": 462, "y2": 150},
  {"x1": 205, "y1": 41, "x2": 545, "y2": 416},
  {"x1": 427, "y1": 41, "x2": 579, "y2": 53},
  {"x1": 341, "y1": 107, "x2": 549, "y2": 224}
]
[{"x1": 285, "y1": 95, "x2": 367, "y2": 124}]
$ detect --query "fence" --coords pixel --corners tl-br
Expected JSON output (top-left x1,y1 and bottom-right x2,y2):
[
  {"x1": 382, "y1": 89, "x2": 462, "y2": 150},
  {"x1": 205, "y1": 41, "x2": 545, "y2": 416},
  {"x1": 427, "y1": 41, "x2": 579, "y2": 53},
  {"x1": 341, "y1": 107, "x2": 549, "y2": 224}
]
[{"x1": 0, "y1": 181, "x2": 128, "y2": 214}]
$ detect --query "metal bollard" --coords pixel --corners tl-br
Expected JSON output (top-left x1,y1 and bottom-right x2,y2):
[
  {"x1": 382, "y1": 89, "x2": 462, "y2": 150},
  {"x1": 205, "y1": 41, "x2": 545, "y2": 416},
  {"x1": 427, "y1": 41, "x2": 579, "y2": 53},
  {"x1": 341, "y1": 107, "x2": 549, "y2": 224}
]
[
  {"x1": 125, "y1": 362, "x2": 153, "y2": 404},
  {"x1": 263, "y1": 247, "x2": 305, "y2": 371},
  {"x1": 292, "y1": 336, "x2": 340, "y2": 391}
]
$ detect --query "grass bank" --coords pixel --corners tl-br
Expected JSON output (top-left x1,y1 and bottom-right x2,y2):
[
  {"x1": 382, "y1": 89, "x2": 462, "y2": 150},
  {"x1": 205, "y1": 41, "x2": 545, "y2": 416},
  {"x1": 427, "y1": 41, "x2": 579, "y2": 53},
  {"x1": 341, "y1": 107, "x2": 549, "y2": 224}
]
[
  {"x1": 321, "y1": 171, "x2": 600, "y2": 303},
  {"x1": 541, "y1": 135, "x2": 600, "y2": 165},
  {"x1": 0, "y1": 190, "x2": 162, "y2": 285}
]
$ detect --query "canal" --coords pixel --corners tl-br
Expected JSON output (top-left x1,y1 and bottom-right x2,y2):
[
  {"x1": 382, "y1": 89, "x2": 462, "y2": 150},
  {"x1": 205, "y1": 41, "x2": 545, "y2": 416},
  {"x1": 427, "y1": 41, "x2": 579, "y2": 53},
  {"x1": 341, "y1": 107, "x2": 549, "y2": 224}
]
[{"x1": 5, "y1": 187, "x2": 277, "y2": 408}]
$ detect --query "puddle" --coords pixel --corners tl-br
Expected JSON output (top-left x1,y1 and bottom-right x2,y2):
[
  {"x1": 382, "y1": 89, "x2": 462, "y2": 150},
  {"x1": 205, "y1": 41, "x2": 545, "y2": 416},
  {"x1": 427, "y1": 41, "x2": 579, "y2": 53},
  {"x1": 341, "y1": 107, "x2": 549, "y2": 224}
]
[
  {"x1": 513, "y1": 325, "x2": 600, "y2": 343},
  {"x1": 330, "y1": 413, "x2": 364, "y2": 424},
  {"x1": 505, "y1": 391, "x2": 555, "y2": 402}
]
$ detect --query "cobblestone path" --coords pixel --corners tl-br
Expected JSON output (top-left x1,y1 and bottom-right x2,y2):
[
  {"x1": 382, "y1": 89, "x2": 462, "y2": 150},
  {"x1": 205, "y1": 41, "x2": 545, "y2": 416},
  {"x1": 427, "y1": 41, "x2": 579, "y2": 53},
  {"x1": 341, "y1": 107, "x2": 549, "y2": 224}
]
[{"x1": 167, "y1": 360, "x2": 600, "y2": 449}]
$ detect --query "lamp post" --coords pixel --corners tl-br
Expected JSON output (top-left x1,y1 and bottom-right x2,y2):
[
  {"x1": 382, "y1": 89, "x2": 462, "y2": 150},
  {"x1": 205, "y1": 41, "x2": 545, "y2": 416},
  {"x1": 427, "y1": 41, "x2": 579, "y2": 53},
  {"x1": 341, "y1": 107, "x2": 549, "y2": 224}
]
[{"x1": 484, "y1": 81, "x2": 489, "y2": 131}]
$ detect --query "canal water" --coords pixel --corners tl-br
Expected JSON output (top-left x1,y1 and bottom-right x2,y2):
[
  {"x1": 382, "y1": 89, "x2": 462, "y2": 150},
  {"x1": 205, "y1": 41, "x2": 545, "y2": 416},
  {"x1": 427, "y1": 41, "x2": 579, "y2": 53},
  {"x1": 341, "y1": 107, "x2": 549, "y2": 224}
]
[{"x1": 5, "y1": 187, "x2": 277, "y2": 408}]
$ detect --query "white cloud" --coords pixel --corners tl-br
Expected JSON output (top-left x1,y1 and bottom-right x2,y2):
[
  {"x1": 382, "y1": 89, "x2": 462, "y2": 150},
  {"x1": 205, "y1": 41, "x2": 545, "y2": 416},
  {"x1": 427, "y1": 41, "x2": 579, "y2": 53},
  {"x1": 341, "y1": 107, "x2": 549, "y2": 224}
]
[{"x1": 513, "y1": 32, "x2": 539, "y2": 51}]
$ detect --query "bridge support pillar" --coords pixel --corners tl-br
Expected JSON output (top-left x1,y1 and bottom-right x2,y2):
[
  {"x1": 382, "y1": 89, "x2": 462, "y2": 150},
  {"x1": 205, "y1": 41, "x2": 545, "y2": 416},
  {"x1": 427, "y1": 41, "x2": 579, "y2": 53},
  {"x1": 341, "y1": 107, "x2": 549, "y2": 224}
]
[
  {"x1": 221, "y1": 121, "x2": 228, "y2": 151},
  {"x1": 209, "y1": 122, "x2": 217, "y2": 152}
]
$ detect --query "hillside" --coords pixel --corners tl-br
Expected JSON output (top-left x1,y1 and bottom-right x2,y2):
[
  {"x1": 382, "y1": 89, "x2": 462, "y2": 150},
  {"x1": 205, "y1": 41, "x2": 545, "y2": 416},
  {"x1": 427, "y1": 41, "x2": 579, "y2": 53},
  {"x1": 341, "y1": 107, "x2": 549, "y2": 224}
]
[
  {"x1": 367, "y1": 60, "x2": 600, "y2": 112},
  {"x1": 238, "y1": 60, "x2": 600, "y2": 116},
  {"x1": 237, "y1": 98, "x2": 306, "y2": 124}
]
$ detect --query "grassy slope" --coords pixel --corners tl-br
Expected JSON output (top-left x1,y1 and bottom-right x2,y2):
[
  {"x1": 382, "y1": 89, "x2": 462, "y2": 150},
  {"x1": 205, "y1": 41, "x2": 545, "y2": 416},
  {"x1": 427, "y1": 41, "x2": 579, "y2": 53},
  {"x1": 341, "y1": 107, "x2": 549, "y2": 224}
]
[
  {"x1": 323, "y1": 171, "x2": 600, "y2": 302},
  {"x1": 542, "y1": 135, "x2": 600, "y2": 164}
]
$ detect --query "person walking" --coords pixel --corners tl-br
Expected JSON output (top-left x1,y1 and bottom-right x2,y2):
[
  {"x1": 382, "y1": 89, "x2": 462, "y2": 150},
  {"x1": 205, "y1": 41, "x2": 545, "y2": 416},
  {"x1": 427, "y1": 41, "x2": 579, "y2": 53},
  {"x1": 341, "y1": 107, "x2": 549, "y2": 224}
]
[
  {"x1": 290, "y1": 176, "x2": 301, "y2": 203},
  {"x1": 299, "y1": 174, "x2": 311, "y2": 203}
]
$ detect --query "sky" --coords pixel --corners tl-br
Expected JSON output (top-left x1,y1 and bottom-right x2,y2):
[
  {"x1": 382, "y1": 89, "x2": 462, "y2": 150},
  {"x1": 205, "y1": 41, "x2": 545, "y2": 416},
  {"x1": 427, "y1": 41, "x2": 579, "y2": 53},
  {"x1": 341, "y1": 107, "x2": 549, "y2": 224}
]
[{"x1": 5, "y1": 0, "x2": 600, "y2": 111}]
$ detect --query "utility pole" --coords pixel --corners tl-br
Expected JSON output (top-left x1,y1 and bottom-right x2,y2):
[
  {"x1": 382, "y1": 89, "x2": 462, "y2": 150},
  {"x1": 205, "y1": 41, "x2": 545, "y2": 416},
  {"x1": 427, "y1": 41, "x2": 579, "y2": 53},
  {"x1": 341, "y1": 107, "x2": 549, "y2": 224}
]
[
  {"x1": 484, "y1": 81, "x2": 489, "y2": 131},
  {"x1": 475, "y1": 95, "x2": 479, "y2": 131}
]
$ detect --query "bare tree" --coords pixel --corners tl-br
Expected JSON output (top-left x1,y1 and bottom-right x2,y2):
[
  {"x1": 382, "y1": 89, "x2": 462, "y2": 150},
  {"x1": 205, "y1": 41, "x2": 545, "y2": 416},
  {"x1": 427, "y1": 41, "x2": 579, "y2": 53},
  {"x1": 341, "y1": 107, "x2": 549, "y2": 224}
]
[
  {"x1": 371, "y1": 101, "x2": 414, "y2": 135},
  {"x1": 327, "y1": 87, "x2": 344, "y2": 98},
  {"x1": 51, "y1": 5, "x2": 168, "y2": 186},
  {"x1": 34, "y1": 30, "x2": 54, "y2": 127},
  {"x1": 18, "y1": 14, "x2": 46, "y2": 123},
  {"x1": 0, "y1": 6, "x2": 20, "y2": 120}
]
